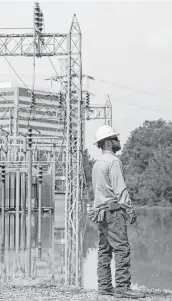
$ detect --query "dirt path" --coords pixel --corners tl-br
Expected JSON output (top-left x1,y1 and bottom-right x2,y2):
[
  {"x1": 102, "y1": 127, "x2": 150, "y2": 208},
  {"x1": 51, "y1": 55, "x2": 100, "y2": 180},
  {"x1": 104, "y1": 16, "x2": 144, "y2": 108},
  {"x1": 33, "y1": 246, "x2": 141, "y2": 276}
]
[{"x1": 0, "y1": 279, "x2": 172, "y2": 301}]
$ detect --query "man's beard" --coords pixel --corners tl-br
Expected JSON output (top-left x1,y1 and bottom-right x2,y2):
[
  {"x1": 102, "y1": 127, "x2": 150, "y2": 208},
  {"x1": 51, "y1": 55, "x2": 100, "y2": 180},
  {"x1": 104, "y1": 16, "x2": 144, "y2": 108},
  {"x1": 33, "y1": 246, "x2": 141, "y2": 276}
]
[{"x1": 112, "y1": 143, "x2": 121, "y2": 153}]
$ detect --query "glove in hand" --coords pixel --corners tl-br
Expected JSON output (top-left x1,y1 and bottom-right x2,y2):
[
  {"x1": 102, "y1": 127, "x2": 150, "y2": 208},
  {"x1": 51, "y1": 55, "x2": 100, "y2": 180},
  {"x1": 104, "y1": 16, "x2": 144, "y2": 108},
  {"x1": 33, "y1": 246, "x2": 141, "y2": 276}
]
[
  {"x1": 97, "y1": 209, "x2": 105, "y2": 222},
  {"x1": 126, "y1": 209, "x2": 137, "y2": 224}
]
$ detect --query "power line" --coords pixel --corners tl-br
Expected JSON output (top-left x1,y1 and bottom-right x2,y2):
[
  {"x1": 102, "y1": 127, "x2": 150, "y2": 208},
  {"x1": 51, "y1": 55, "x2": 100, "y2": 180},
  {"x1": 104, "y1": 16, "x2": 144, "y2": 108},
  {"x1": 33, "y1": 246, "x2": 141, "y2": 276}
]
[
  {"x1": 42, "y1": 19, "x2": 59, "y2": 77},
  {"x1": 48, "y1": 57, "x2": 59, "y2": 77},
  {"x1": 3, "y1": 56, "x2": 59, "y2": 110},
  {"x1": 41, "y1": 20, "x2": 67, "y2": 150},
  {"x1": 4, "y1": 56, "x2": 30, "y2": 90},
  {"x1": 91, "y1": 95, "x2": 172, "y2": 114},
  {"x1": 43, "y1": 18, "x2": 67, "y2": 91},
  {"x1": 99, "y1": 78, "x2": 172, "y2": 101},
  {"x1": 1, "y1": 108, "x2": 11, "y2": 120},
  {"x1": 94, "y1": 78, "x2": 172, "y2": 114},
  {"x1": 3, "y1": 55, "x2": 66, "y2": 141},
  {"x1": 38, "y1": 22, "x2": 67, "y2": 141},
  {"x1": 0, "y1": 93, "x2": 31, "y2": 112},
  {"x1": 2, "y1": 56, "x2": 172, "y2": 116},
  {"x1": 5, "y1": 45, "x2": 171, "y2": 122},
  {"x1": 28, "y1": 4, "x2": 36, "y2": 127},
  {"x1": 4, "y1": 55, "x2": 36, "y2": 126},
  {"x1": 0, "y1": 28, "x2": 33, "y2": 30},
  {"x1": 109, "y1": 97, "x2": 172, "y2": 114}
]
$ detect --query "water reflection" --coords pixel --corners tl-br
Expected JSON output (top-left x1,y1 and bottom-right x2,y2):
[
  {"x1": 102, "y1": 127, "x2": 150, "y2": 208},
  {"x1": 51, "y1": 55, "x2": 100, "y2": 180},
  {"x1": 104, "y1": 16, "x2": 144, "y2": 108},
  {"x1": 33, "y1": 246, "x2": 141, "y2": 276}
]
[
  {"x1": 0, "y1": 208, "x2": 172, "y2": 290},
  {"x1": 83, "y1": 208, "x2": 172, "y2": 290},
  {"x1": 0, "y1": 212, "x2": 63, "y2": 282}
]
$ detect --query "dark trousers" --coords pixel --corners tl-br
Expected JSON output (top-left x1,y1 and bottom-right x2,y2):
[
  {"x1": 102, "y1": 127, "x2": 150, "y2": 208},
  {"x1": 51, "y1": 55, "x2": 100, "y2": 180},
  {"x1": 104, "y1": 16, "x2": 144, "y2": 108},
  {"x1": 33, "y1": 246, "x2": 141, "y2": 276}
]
[{"x1": 97, "y1": 208, "x2": 131, "y2": 291}]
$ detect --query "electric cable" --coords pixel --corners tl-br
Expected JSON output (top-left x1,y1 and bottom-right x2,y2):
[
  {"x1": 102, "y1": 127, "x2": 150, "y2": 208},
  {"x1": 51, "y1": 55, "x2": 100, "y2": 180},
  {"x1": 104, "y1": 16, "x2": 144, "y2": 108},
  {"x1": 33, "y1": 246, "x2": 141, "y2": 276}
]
[
  {"x1": 42, "y1": 44, "x2": 68, "y2": 187},
  {"x1": 28, "y1": 1, "x2": 37, "y2": 128},
  {"x1": 43, "y1": 18, "x2": 66, "y2": 94},
  {"x1": 4, "y1": 56, "x2": 30, "y2": 90},
  {"x1": 0, "y1": 93, "x2": 31, "y2": 115},
  {"x1": 0, "y1": 93, "x2": 31, "y2": 129},
  {"x1": 41, "y1": 20, "x2": 67, "y2": 156},
  {"x1": 98, "y1": 78, "x2": 172, "y2": 101},
  {"x1": 0, "y1": 108, "x2": 10, "y2": 120},
  {"x1": 2, "y1": 55, "x2": 172, "y2": 122},
  {"x1": 3, "y1": 51, "x2": 66, "y2": 161},
  {"x1": 3, "y1": 54, "x2": 65, "y2": 149},
  {"x1": 5, "y1": 55, "x2": 170, "y2": 114},
  {"x1": 91, "y1": 98, "x2": 172, "y2": 115},
  {"x1": 3, "y1": 56, "x2": 58, "y2": 111}
]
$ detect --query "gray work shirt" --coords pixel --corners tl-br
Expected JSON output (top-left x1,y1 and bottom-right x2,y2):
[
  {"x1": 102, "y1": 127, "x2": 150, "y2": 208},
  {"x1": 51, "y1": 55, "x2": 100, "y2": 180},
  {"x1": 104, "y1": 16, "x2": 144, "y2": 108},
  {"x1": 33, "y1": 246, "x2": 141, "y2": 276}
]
[{"x1": 92, "y1": 150, "x2": 133, "y2": 210}]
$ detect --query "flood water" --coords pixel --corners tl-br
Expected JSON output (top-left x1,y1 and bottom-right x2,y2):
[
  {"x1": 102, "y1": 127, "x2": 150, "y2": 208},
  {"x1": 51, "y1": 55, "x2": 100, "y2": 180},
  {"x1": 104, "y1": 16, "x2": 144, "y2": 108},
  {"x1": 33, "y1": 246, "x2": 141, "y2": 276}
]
[{"x1": 0, "y1": 206, "x2": 172, "y2": 291}]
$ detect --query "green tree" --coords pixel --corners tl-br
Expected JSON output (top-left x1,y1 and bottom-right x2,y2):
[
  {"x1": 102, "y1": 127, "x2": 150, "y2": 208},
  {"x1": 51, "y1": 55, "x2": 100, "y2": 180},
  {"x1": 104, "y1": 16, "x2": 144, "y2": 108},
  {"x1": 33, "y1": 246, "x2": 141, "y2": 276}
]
[
  {"x1": 120, "y1": 119, "x2": 172, "y2": 206},
  {"x1": 82, "y1": 149, "x2": 95, "y2": 205}
]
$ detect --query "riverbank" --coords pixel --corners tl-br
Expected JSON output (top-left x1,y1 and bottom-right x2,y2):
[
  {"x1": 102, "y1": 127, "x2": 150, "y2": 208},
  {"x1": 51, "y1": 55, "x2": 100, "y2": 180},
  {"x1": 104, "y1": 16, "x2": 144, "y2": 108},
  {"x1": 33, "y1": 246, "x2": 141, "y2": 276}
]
[{"x1": 0, "y1": 279, "x2": 172, "y2": 301}]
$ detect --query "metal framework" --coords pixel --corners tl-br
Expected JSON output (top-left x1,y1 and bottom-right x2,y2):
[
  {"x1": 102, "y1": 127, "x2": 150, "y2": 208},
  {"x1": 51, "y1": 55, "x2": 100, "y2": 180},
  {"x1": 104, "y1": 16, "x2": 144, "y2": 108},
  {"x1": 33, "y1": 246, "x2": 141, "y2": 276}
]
[
  {"x1": 65, "y1": 15, "x2": 83, "y2": 286},
  {"x1": 0, "y1": 33, "x2": 67, "y2": 56},
  {"x1": 86, "y1": 95, "x2": 112, "y2": 126},
  {"x1": 0, "y1": 5, "x2": 83, "y2": 286},
  {"x1": 0, "y1": 3, "x2": 112, "y2": 287}
]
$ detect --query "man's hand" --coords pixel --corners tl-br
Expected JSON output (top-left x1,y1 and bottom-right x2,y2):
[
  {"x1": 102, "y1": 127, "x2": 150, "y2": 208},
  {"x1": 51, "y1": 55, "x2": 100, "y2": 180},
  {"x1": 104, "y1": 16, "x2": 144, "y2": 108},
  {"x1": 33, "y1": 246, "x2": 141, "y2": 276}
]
[{"x1": 126, "y1": 209, "x2": 137, "y2": 224}]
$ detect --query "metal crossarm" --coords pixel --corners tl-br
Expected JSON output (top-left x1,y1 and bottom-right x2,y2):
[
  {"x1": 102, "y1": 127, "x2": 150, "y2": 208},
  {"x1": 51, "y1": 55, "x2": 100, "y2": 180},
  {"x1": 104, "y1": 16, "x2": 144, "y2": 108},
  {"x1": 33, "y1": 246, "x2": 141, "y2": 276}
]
[
  {"x1": 85, "y1": 96, "x2": 112, "y2": 126},
  {"x1": 0, "y1": 33, "x2": 67, "y2": 56}
]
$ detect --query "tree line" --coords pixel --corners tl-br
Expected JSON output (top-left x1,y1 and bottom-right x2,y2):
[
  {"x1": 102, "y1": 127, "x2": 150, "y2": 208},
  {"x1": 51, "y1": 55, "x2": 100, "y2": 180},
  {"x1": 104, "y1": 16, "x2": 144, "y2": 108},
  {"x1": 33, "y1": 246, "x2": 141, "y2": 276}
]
[{"x1": 83, "y1": 119, "x2": 172, "y2": 207}]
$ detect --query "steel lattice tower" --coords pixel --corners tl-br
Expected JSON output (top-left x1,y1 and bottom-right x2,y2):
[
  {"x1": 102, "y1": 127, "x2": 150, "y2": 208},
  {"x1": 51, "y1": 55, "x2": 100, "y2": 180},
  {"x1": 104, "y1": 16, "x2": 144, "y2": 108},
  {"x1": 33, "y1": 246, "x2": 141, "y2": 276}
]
[
  {"x1": 105, "y1": 95, "x2": 112, "y2": 126},
  {"x1": 65, "y1": 15, "x2": 83, "y2": 286}
]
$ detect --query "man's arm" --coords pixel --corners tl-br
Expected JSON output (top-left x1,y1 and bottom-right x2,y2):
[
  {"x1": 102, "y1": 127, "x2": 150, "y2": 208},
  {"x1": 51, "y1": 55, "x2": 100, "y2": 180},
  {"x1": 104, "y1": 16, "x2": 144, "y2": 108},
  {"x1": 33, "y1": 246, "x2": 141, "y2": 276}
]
[
  {"x1": 109, "y1": 159, "x2": 134, "y2": 210},
  {"x1": 109, "y1": 159, "x2": 137, "y2": 224}
]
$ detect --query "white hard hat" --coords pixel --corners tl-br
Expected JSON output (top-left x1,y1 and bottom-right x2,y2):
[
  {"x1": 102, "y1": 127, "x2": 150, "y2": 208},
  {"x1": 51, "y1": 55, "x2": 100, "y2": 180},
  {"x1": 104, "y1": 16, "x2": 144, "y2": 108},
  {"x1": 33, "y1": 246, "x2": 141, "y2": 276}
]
[{"x1": 94, "y1": 125, "x2": 119, "y2": 145}]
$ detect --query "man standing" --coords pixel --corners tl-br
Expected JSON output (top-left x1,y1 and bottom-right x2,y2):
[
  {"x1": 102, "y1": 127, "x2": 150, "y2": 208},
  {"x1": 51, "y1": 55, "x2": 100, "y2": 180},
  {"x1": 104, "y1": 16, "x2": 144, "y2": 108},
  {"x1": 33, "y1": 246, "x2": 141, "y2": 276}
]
[{"x1": 91, "y1": 124, "x2": 145, "y2": 299}]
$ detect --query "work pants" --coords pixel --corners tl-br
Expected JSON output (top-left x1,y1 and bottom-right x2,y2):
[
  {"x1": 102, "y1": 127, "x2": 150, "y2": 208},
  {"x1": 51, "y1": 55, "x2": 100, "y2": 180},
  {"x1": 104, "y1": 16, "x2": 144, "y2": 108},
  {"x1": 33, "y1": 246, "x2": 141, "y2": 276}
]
[{"x1": 97, "y1": 208, "x2": 131, "y2": 291}]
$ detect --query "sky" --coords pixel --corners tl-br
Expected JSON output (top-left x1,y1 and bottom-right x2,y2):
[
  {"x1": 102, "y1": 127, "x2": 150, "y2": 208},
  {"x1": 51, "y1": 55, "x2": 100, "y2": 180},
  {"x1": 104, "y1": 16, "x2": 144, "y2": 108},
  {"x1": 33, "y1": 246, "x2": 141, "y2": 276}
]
[{"x1": 1, "y1": 1, "x2": 172, "y2": 158}]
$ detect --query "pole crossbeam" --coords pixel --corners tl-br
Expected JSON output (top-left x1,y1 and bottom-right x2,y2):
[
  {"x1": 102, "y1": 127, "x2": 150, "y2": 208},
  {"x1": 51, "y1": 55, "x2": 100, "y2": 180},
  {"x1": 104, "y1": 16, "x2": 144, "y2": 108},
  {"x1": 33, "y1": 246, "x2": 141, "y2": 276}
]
[
  {"x1": 0, "y1": 33, "x2": 67, "y2": 56},
  {"x1": 86, "y1": 97, "x2": 112, "y2": 125},
  {"x1": 0, "y1": 105, "x2": 67, "y2": 122}
]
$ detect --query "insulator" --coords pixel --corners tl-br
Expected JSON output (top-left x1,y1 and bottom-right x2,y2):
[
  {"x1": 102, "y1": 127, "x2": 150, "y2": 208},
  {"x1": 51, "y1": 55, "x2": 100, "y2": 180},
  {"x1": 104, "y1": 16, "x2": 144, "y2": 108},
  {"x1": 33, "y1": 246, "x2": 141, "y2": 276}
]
[
  {"x1": 38, "y1": 166, "x2": 43, "y2": 184},
  {"x1": 39, "y1": 12, "x2": 43, "y2": 32},
  {"x1": 1, "y1": 164, "x2": 5, "y2": 182},
  {"x1": 23, "y1": 137, "x2": 27, "y2": 154},
  {"x1": 73, "y1": 136, "x2": 77, "y2": 146},
  {"x1": 35, "y1": 4, "x2": 43, "y2": 33},
  {"x1": 34, "y1": 4, "x2": 41, "y2": 30},
  {"x1": 86, "y1": 92, "x2": 90, "y2": 107},
  {"x1": 38, "y1": 23, "x2": 43, "y2": 32},
  {"x1": 28, "y1": 127, "x2": 32, "y2": 148},
  {"x1": 59, "y1": 92, "x2": 63, "y2": 106},
  {"x1": 35, "y1": 10, "x2": 40, "y2": 16},
  {"x1": 35, "y1": 2, "x2": 40, "y2": 11},
  {"x1": 31, "y1": 92, "x2": 36, "y2": 105},
  {"x1": 34, "y1": 7, "x2": 40, "y2": 17}
]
